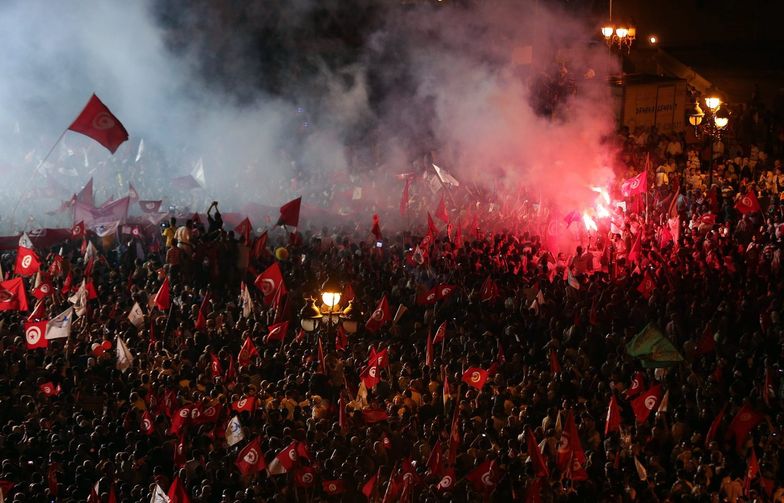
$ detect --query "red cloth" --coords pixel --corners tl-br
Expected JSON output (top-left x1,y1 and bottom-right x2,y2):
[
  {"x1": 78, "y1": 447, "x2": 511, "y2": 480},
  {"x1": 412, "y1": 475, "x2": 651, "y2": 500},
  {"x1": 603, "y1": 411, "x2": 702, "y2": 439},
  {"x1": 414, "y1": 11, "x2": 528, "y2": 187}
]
[{"x1": 68, "y1": 94, "x2": 128, "y2": 154}]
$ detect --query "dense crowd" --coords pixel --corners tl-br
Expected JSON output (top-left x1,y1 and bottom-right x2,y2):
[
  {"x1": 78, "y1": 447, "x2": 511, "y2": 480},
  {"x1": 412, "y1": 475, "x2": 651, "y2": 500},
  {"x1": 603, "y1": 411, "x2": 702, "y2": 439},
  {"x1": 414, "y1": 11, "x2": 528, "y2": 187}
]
[{"x1": 1, "y1": 96, "x2": 784, "y2": 503}]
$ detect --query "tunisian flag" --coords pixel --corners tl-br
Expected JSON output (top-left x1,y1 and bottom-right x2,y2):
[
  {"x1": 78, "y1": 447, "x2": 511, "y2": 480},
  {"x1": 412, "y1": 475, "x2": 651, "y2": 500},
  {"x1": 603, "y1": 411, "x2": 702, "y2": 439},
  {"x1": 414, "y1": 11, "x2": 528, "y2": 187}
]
[
  {"x1": 236, "y1": 437, "x2": 266, "y2": 476},
  {"x1": 68, "y1": 94, "x2": 129, "y2": 154},
  {"x1": 726, "y1": 404, "x2": 763, "y2": 449},
  {"x1": 734, "y1": 190, "x2": 762, "y2": 215},
  {"x1": 254, "y1": 262, "x2": 284, "y2": 304},
  {"x1": 277, "y1": 197, "x2": 302, "y2": 227},
  {"x1": 631, "y1": 384, "x2": 662, "y2": 423},
  {"x1": 153, "y1": 277, "x2": 171, "y2": 311},
  {"x1": 621, "y1": 171, "x2": 647, "y2": 197},
  {"x1": 15, "y1": 246, "x2": 41, "y2": 277},
  {"x1": 0, "y1": 278, "x2": 29, "y2": 311},
  {"x1": 365, "y1": 295, "x2": 391, "y2": 333}
]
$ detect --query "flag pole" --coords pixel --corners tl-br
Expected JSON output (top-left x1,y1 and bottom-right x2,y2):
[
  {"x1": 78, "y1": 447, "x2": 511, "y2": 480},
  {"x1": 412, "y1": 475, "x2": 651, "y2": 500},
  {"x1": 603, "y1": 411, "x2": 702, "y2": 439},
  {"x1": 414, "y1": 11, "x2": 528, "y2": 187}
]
[{"x1": 9, "y1": 128, "x2": 69, "y2": 231}]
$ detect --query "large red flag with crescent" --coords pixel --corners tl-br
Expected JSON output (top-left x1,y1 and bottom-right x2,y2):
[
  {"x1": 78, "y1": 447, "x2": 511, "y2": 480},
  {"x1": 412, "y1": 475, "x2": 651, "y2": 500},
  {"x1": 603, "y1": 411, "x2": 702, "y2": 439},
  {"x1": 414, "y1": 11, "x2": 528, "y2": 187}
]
[{"x1": 68, "y1": 94, "x2": 129, "y2": 154}]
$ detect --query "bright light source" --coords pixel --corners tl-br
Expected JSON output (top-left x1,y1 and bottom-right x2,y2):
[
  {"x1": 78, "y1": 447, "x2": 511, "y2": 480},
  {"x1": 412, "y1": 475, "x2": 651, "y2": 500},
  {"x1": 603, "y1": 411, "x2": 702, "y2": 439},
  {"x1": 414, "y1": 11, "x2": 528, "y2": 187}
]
[
  {"x1": 704, "y1": 96, "x2": 721, "y2": 112},
  {"x1": 601, "y1": 26, "x2": 614, "y2": 38},
  {"x1": 648, "y1": 35, "x2": 658, "y2": 45},
  {"x1": 615, "y1": 27, "x2": 628, "y2": 38}
]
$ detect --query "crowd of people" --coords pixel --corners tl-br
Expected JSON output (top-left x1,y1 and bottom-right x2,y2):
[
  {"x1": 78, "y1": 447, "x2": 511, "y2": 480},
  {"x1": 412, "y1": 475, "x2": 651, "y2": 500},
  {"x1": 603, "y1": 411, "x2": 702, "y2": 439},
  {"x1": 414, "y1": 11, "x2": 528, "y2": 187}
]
[{"x1": 1, "y1": 95, "x2": 784, "y2": 503}]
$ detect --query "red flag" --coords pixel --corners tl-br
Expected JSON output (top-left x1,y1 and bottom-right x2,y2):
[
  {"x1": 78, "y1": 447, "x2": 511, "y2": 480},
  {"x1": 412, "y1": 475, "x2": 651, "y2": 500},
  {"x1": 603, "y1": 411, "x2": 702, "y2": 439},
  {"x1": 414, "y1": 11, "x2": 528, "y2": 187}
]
[
  {"x1": 637, "y1": 271, "x2": 656, "y2": 299},
  {"x1": 236, "y1": 437, "x2": 266, "y2": 476},
  {"x1": 605, "y1": 395, "x2": 621, "y2": 435},
  {"x1": 335, "y1": 324, "x2": 348, "y2": 351},
  {"x1": 167, "y1": 476, "x2": 191, "y2": 503},
  {"x1": 436, "y1": 469, "x2": 456, "y2": 492},
  {"x1": 416, "y1": 286, "x2": 439, "y2": 306},
  {"x1": 426, "y1": 439, "x2": 443, "y2": 476},
  {"x1": 365, "y1": 295, "x2": 391, "y2": 333},
  {"x1": 369, "y1": 346, "x2": 389, "y2": 368},
  {"x1": 15, "y1": 246, "x2": 40, "y2": 277},
  {"x1": 173, "y1": 435, "x2": 186, "y2": 467},
  {"x1": 267, "y1": 441, "x2": 298, "y2": 475},
  {"x1": 705, "y1": 405, "x2": 726, "y2": 446},
  {"x1": 322, "y1": 480, "x2": 346, "y2": 496},
  {"x1": 436, "y1": 284, "x2": 456, "y2": 301},
  {"x1": 254, "y1": 262, "x2": 284, "y2": 304},
  {"x1": 435, "y1": 195, "x2": 449, "y2": 223},
  {"x1": 0, "y1": 278, "x2": 29, "y2": 311},
  {"x1": 631, "y1": 384, "x2": 662, "y2": 423},
  {"x1": 251, "y1": 231, "x2": 269, "y2": 260},
  {"x1": 71, "y1": 220, "x2": 86, "y2": 239},
  {"x1": 48, "y1": 254, "x2": 64, "y2": 278},
  {"x1": 625, "y1": 371, "x2": 646, "y2": 399},
  {"x1": 549, "y1": 350, "x2": 561, "y2": 374},
  {"x1": 360, "y1": 363, "x2": 381, "y2": 389},
  {"x1": 138, "y1": 200, "x2": 162, "y2": 213},
  {"x1": 628, "y1": 231, "x2": 643, "y2": 265},
  {"x1": 621, "y1": 171, "x2": 647, "y2": 197},
  {"x1": 153, "y1": 277, "x2": 170, "y2": 311},
  {"x1": 232, "y1": 396, "x2": 257, "y2": 414},
  {"x1": 265, "y1": 321, "x2": 289, "y2": 343},
  {"x1": 563, "y1": 410, "x2": 589, "y2": 480},
  {"x1": 24, "y1": 320, "x2": 48, "y2": 350},
  {"x1": 726, "y1": 404, "x2": 763, "y2": 449},
  {"x1": 238, "y1": 337, "x2": 259, "y2": 366},
  {"x1": 68, "y1": 94, "x2": 129, "y2": 154},
  {"x1": 234, "y1": 218, "x2": 252, "y2": 244},
  {"x1": 400, "y1": 176, "x2": 412, "y2": 216},
  {"x1": 32, "y1": 273, "x2": 54, "y2": 299},
  {"x1": 209, "y1": 353, "x2": 223, "y2": 378},
  {"x1": 39, "y1": 381, "x2": 61, "y2": 397},
  {"x1": 466, "y1": 459, "x2": 501, "y2": 493},
  {"x1": 461, "y1": 367, "x2": 488, "y2": 390},
  {"x1": 277, "y1": 196, "x2": 302, "y2": 227},
  {"x1": 27, "y1": 299, "x2": 46, "y2": 322},
  {"x1": 734, "y1": 189, "x2": 761, "y2": 215},
  {"x1": 61, "y1": 271, "x2": 73, "y2": 294},
  {"x1": 526, "y1": 429, "x2": 549, "y2": 478},
  {"x1": 371, "y1": 214, "x2": 382, "y2": 241},
  {"x1": 479, "y1": 276, "x2": 499, "y2": 303},
  {"x1": 425, "y1": 329, "x2": 434, "y2": 366},
  {"x1": 141, "y1": 409, "x2": 155, "y2": 436},
  {"x1": 362, "y1": 407, "x2": 389, "y2": 424},
  {"x1": 169, "y1": 406, "x2": 192, "y2": 436},
  {"x1": 744, "y1": 448, "x2": 759, "y2": 496},
  {"x1": 433, "y1": 321, "x2": 447, "y2": 344},
  {"x1": 427, "y1": 212, "x2": 439, "y2": 236},
  {"x1": 195, "y1": 292, "x2": 210, "y2": 331},
  {"x1": 294, "y1": 466, "x2": 316, "y2": 488},
  {"x1": 362, "y1": 469, "x2": 380, "y2": 499}
]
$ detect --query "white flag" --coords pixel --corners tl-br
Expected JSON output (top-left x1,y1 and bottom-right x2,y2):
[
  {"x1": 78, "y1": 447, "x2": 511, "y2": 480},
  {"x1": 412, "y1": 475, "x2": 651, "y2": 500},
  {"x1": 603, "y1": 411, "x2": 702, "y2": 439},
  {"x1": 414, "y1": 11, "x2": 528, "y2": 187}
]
[
  {"x1": 116, "y1": 335, "x2": 134, "y2": 372},
  {"x1": 92, "y1": 221, "x2": 119, "y2": 238},
  {"x1": 634, "y1": 456, "x2": 648, "y2": 481},
  {"x1": 68, "y1": 281, "x2": 88, "y2": 317},
  {"x1": 45, "y1": 307, "x2": 73, "y2": 340},
  {"x1": 191, "y1": 158, "x2": 206, "y2": 187},
  {"x1": 432, "y1": 164, "x2": 460, "y2": 187},
  {"x1": 19, "y1": 232, "x2": 34, "y2": 249},
  {"x1": 84, "y1": 241, "x2": 98, "y2": 262},
  {"x1": 241, "y1": 283, "x2": 253, "y2": 318},
  {"x1": 150, "y1": 484, "x2": 170, "y2": 503},
  {"x1": 135, "y1": 138, "x2": 145, "y2": 163},
  {"x1": 128, "y1": 302, "x2": 145, "y2": 328},
  {"x1": 656, "y1": 390, "x2": 669, "y2": 415},
  {"x1": 226, "y1": 416, "x2": 245, "y2": 447}
]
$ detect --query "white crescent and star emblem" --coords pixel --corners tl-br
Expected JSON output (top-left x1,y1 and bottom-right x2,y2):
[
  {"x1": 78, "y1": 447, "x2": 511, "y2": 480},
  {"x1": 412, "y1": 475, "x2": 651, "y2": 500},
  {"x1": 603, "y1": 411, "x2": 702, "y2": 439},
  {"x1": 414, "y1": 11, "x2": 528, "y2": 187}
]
[
  {"x1": 480, "y1": 471, "x2": 495, "y2": 487},
  {"x1": 260, "y1": 278, "x2": 275, "y2": 296},
  {"x1": 328, "y1": 483, "x2": 337, "y2": 492},
  {"x1": 21, "y1": 255, "x2": 32, "y2": 269},
  {"x1": 426, "y1": 293, "x2": 436, "y2": 302},
  {"x1": 372, "y1": 309, "x2": 384, "y2": 321},
  {"x1": 143, "y1": 418, "x2": 152, "y2": 431},
  {"x1": 288, "y1": 449, "x2": 297, "y2": 461},
  {"x1": 438, "y1": 475, "x2": 453, "y2": 489},
  {"x1": 40, "y1": 285, "x2": 50, "y2": 294},
  {"x1": 630, "y1": 178, "x2": 640, "y2": 189},
  {"x1": 301, "y1": 472, "x2": 313, "y2": 484},
  {"x1": 369, "y1": 367, "x2": 377, "y2": 378},
  {"x1": 26, "y1": 326, "x2": 42, "y2": 345},
  {"x1": 644, "y1": 396, "x2": 657, "y2": 410},
  {"x1": 243, "y1": 449, "x2": 258, "y2": 464},
  {"x1": 42, "y1": 385, "x2": 52, "y2": 394},
  {"x1": 471, "y1": 371, "x2": 481, "y2": 383},
  {"x1": 92, "y1": 112, "x2": 116, "y2": 130},
  {"x1": 179, "y1": 409, "x2": 189, "y2": 418}
]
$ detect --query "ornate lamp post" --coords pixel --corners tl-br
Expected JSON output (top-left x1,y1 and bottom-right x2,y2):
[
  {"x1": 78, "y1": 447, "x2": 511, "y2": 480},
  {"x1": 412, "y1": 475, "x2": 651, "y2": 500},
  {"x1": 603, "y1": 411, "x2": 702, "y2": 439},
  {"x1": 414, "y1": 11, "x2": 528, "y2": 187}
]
[
  {"x1": 688, "y1": 95, "x2": 730, "y2": 189},
  {"x1": 299, "y1": 277, "x2": 360, "y2": 347}
]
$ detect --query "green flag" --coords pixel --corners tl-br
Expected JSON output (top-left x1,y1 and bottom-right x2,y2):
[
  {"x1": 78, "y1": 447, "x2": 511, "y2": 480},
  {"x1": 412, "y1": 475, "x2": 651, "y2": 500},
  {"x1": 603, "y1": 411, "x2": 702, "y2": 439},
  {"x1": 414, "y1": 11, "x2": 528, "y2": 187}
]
[{"x1": 626, "y1": 323, "x2": 683, "y2": 368}]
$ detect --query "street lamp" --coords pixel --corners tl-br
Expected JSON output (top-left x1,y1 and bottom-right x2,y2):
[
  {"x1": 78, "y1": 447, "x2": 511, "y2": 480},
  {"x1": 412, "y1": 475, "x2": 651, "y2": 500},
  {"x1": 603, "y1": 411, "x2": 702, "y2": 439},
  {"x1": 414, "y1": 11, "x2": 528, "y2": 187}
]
[
  {"x1": 601, "y1": 24, "x2": 636, "y2": 51},
  {"x1": 688, "y1": 95, "x2": 730, "y2": 189},
  {"x1": 299, "y1": 278, "x2": 360, "y2": 343}
]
